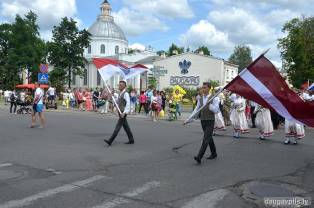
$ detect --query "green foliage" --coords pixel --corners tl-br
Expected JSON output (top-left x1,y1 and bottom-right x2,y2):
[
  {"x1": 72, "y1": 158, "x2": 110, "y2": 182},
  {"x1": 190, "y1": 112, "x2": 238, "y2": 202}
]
[
  {"x1": 47, "y1": 17, "x2": 91, "y2": 88},
  {"x1": 183, "y1": 88, "x2": 198, "y2": 100},
  {"x1": 0, "y1": 11, "x2": 46, "y2": 90},
  {"x1": 127, "y1": 85, "x2": 133, "y2": 93},
  {"x1": 278, "y1": 16, "x2": 314, "y2": 88},
  {"x1": 148, "y1": 76, "x2": 157, "y2": 88},
  {"x1": 168, "y1": 43, "x2": 184, "y2": 56},
  {"x1": 163, "y1": 87, "x2": 173, "y2": 95},
  {"x1": 49, "y1": 67, "x2": 66, "y2": 92},
  {"x1": 229, "y1": 45, "x2": 252, "y2": 72},
  {"x1": 204, "y1": 79, "x2": 220, "y2": 88},
  {"x1": 195, "y1": 46, "x2": 211, "y2": 56}
]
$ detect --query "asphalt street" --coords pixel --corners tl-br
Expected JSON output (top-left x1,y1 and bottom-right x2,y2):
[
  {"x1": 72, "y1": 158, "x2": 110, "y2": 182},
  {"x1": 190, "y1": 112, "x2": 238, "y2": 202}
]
[{"x1": 0, "y1": 106, "x2": 313, "y2": 208}]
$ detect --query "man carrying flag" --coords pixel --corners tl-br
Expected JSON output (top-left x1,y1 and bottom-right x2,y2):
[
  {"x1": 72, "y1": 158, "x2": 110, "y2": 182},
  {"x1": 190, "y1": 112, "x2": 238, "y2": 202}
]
[
  {"x1": 184, "y1": 82, "x2": 220, "y2": 164},
  {"x1": 104, "y1": 80, "x2": 135, "y2": 146}
]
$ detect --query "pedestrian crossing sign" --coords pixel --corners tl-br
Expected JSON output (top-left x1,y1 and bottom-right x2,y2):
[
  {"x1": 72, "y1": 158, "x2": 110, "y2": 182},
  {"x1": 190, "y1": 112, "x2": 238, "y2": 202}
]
[{"x1": 38, "y1": 73, "x2": 49, "y2": 84}]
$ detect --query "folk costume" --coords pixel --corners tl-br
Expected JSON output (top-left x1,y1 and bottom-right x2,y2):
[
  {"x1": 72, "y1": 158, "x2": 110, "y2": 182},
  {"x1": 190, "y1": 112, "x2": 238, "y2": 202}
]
[
  {"x1": 254, "y1": 104, "x2": 274, "y2": 140},
  {"x1": 230, "y1": 95, "x2": 249, "y2": 138}
]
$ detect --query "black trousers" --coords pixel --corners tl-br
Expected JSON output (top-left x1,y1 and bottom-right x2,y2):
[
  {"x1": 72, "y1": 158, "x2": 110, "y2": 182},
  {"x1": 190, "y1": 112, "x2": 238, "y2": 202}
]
[
  {"x1": 197, "y1": 120, "x2": 217, "y2": 159},
  {"x1": 138, "y1": 103, "x2": 147, "y2": 114},
  {"x1": 10, "y1": 102, "x2": 17, "y2": 113},
  {"x1": 109, "y1": 115, "x2": 134, "y2": 143},
  {"x1": 250, "y1": 106, "x2": 256, "y2": 127}
]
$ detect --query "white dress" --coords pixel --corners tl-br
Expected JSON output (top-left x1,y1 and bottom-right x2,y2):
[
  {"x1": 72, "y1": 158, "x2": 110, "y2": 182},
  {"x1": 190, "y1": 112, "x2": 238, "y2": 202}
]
[
  {"x1": 285, "y1": 119, "x2": 305, "y2": 139},
  {"x1": 230, "y1": 97, "x2": 249, "y2": 133},
  {"x1": 254, "y1": 105, "x2": 274, "y2": 137},
  {"x1": 214, "y1": 97, "x2": 226, "y2": 131}
]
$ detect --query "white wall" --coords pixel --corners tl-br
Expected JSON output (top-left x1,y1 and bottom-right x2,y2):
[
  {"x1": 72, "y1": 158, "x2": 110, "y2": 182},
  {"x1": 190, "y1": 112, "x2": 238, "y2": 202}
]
[{"x1": 153, "y1": 53, "x2": 225, "y2": 89}]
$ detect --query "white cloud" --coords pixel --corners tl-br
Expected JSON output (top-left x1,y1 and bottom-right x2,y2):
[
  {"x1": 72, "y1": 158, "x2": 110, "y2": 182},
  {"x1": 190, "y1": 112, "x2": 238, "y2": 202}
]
[
  {"x1": 263, "y1": 9, "x2": 300, "y2": 27},
  {"x1": 129, "y1": 43, "x2": 146, "y2": 51},
  {"x1": 209, "y1": 8, "x2": 276, "y2": 45},
  {"x1": 180, "y1": 20, "x2": 233, "y2": 53},
  {"x1": 113, "y1": 8, "x2": 168, "y2": 36},
  {"x1": 123, "y1": 0, "x2": 194, "y2": 19},
  {"x1": 0, "y1": 0, "x2": 79, "y2": 40}
]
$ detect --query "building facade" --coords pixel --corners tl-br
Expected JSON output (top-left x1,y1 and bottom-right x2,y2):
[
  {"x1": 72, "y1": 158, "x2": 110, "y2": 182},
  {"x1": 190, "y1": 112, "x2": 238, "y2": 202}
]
[{"x1": 153, "y1": 53, "x2": 238, "y2": 89}]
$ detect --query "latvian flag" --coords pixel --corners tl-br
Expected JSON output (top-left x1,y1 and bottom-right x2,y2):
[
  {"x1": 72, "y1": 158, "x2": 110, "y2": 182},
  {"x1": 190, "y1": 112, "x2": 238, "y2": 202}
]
[{"x1": 225, "y1": 55, "x2": 314, "y2": 127}]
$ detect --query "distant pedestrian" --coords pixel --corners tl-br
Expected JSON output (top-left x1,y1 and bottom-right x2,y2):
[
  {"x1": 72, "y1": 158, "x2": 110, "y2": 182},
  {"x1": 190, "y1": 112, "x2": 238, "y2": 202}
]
[
  {"x1": 230, "y1": 94, "x2": 249, "y2": 138},
  {"x1": 254, "y1": 104, "x2": 274, "y2": 140},
  {"x1": 30, "y1": 83, "x2": 46, "y2": 128},
  {"x1": 10, "y1": 90, "x2": 18, "y2": 114},
  {"x1": 130, "y1": 89, "x2": 137, "y2": 114},
  {"x1": 138, "y1": 91, "x2": 147, "y2": 114}
]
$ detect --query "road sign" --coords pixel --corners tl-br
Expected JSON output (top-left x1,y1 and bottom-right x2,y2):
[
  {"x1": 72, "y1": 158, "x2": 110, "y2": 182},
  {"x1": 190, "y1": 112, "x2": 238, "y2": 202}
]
[
  {"x1": 40, "y1": 64, "x2": 49, "y2": 73},
  {"x1": 38, "y1": 73, "x2": 49, "y2": 84}
]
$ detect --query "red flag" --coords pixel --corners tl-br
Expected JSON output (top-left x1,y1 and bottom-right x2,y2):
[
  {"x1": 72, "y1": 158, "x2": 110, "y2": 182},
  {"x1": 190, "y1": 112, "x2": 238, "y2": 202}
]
[{"x1": 225, "y1": 55, "x2": 314, "y2": 127}]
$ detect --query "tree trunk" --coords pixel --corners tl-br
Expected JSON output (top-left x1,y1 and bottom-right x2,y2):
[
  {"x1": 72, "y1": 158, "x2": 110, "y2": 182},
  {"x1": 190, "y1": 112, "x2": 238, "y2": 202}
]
[{"x1": 68, "y1": 67, "x2": 72, "y2": 89}]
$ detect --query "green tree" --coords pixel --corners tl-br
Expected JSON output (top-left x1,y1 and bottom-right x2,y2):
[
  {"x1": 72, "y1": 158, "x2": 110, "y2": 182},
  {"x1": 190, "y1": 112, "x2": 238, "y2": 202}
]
[
  {"x1": 168, "y1": 43, "x2": 184, "y2": 56},
  {"x1": 278, "y1": 16, "x2": 314, "y2": 88},
  {"x1": 195, "y1": 46, "x2": 211, "y2": 56},
  {"x1": 47, "y1": 17, "x2": 91, "y2": 88},
  {"x1": 0, "y1": 11, "x2": 46, "y2": 89},
  {"x1": 229, "y1": 45, "x2": 252, "y2": 73}
]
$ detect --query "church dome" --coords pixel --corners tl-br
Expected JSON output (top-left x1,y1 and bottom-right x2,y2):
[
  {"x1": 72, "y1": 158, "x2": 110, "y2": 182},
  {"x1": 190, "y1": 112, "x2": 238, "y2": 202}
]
[{"x1": 88, "y1": 1, "x2": 127, "y2": 42}]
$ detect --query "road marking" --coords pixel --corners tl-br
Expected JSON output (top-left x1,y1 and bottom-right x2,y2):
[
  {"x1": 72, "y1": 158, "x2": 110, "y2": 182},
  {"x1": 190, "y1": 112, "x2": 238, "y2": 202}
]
[
  {"x1": 0, "y1": 163, "x2": 13, "y2": 168},
  {"x1": 181, "y1": 189, "x2": 229, "y2": 208},
  {"x1": 92, "y1": 181, "x2": 160, "y2": 208},
  {"x1": 0, "y1": 175, "x2": 108, "y2": 208}
]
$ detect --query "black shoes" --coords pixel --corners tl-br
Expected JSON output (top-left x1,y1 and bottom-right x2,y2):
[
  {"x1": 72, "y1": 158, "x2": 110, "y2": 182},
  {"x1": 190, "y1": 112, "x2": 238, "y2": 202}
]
[
  {"x1": 124, "y1": 141, "x2": 134, "y2": 144},
  {"x1": 206, "y1": 154, "x2": 217, "y2": 160},
  {"x1": 194, "y1": 156, "x2": 201, "y2": 164},
  {"x1": 104, "y1": 139, "x2": 112, "y2": 146}
]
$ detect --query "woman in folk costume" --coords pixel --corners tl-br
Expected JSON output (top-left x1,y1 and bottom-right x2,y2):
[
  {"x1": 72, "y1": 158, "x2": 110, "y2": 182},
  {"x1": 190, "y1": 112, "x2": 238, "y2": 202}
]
[
  {"x1": 284, "y1": 120, "x2": 305, "y2": 144},
  {"x1": 230, "y1": 94, "x2": 249, "y2": 138},
  {"x1": 213, "y1": 96, "x2": 226, "y2": 132},
  {"x1": 254, "y1": 104, "x2": 274, "y2": 140}
]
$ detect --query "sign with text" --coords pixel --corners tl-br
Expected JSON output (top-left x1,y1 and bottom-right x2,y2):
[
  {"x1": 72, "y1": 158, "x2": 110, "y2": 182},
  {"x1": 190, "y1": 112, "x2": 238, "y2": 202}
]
[{"x1": 170, "y1": 76, "x2": 200, "y2": 86}]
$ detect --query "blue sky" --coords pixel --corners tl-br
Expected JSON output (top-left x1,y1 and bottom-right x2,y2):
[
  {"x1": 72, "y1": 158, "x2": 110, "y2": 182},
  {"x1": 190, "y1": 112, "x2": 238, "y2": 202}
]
[{"x1": 1, "y1": 0, "x2": 314, "y2": 66}]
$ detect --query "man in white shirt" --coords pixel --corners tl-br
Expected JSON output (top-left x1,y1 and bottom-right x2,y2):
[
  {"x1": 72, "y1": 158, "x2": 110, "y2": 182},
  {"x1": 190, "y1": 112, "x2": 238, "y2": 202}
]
[
  {"x1": 31, "y1": 83, "x2": 46, "y2": 128},
  {"x1": 184, "y1": 82, "x2": 220, "y2": 164},
  {"x1": 47, "y1": 86, "x2": 56, "y2": 105},
  {"x1": 104, "y1": 81, "x2": 134, "y2": 146}
]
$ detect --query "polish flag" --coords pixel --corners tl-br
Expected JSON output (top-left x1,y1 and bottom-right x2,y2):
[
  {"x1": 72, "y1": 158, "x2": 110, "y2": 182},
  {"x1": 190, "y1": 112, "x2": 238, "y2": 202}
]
[
  {"x1": 123, "y1": 64, "x2": 149, "y2": 80},
  {"x1": 93, "y1": 58, "x2": 128, "y2": 81},
  {"x1": 225, "y1": 55, "x2": 314, "y2": 127}
]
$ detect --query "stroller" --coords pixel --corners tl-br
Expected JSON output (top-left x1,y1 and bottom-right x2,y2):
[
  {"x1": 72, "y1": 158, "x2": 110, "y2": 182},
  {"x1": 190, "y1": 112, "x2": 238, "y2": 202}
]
[
  {"x1": 16, "y1": 97, "x2": 33, "y2": 114},
  {"x1": 168, "y1": 100, "x2": 177, "y2": 121}
]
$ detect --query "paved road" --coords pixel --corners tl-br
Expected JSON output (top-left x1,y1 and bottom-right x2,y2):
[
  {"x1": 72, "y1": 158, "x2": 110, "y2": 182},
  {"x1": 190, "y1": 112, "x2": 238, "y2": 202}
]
[{"x1": 0, "y1": 106, "x2": 313, "y2": 208}]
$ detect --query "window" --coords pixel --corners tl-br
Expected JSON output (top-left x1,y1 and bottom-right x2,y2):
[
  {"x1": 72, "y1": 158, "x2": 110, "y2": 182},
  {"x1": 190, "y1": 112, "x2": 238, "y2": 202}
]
[
  {"x1": 231, "y1": 70, "x2": 234, "y2": 78},
  {"x1": 226, "y1": 70, "x2": 229, "y2": 79},
  {"x1": 97, "y1": 71, "x2": 101, "y2": 86},
  {"x1": 83, "y1": 69, "x2": 88, "y2": 86},
  {"x1": 88, "y1": 45, "x2": 91, "y2": 54},
  {"x1": 72, "y1": 72, "x2": 76, "y2": 85},
  {"x1": 100, "y1": 44, "x2": 105, "y2": 54},
  {"x1": 115, "y1": 46, "x2": 119, "y2": 54}
]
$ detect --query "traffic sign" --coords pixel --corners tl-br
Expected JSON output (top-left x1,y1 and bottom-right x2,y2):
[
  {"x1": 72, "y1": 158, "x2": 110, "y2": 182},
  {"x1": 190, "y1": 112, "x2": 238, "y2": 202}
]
[
  {"x1": 38, "y1": 73, "x2": 49, "y2": 84},
  {"x1": 40, "y1": 64, "x2": 49, "y2": 73}
]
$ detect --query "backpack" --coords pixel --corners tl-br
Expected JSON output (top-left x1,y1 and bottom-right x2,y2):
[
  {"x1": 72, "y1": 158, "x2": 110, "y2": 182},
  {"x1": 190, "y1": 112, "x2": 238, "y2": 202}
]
[{"x1": 10, "y1": 93, "x2": 16, "y2": 102}]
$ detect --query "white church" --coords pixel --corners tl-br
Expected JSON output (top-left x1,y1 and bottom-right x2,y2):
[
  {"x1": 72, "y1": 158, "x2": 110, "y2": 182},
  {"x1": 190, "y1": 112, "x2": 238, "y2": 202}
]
[
  {"x1": 70, "y1": 0, "x2": 238, "y2": 90},
  {"x1": 72, "y1": 0, "x2": 154, "y2": 90}
]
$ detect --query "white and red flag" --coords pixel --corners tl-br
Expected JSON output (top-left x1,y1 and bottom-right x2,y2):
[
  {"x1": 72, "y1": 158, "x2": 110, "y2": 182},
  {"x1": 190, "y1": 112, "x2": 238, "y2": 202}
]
[
  {"x1": 93, "y1": 58, "x2": 129, "y2": 81},
  {"x1": 93, "y1": 58, "x2": 148, "y2": 81},
  {"x1": 225, "y1": 55, "x2": 314, "y2": 127},
  {"x1": 124, "y1": 64, "x2": 149, "y2": 80}
]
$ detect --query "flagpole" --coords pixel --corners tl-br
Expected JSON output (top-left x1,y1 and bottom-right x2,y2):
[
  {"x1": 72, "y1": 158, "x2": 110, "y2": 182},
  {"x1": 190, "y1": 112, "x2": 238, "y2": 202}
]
[
  {"x1": 103, "y1": 81, "x2": 122, "y2": 115},
  {"x1": 184, "y1": 49, "x2": 271, "y2": 125}
]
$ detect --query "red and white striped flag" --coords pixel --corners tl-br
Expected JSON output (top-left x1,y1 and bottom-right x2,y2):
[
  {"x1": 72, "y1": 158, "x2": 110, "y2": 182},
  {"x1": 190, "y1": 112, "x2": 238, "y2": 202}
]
[{"x1": 225, "y1": 55, "x2": 314, "y2": 127}]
